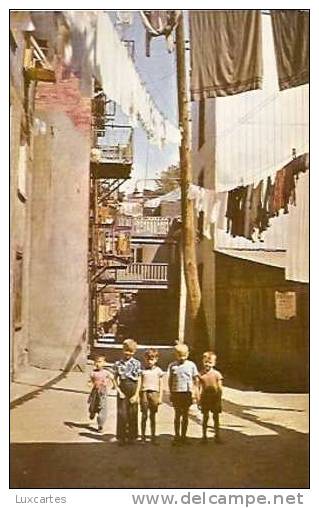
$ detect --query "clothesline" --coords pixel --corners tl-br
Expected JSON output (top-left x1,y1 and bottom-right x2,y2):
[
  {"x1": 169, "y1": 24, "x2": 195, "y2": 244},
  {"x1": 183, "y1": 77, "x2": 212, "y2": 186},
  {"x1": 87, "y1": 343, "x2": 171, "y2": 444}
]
[
  {"x1": 95, "y1": 12, "x2": 181, "y2": 147},
  {"x1": 188, "y1": 152, "x2": 309, "y2": 242},
  {"x1": 214, "y1": 13, "x2": 309, "y2": 193},
  {"x1": 190, "y1": 10, "x2": 309, "y2": 100}
]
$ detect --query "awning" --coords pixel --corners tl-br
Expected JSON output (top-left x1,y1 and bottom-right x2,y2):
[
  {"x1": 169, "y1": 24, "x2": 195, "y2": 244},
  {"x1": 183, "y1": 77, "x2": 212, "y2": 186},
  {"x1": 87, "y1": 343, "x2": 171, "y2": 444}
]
[{"x1": 215, "y1": 248, "x2": 286, "y2": 269}]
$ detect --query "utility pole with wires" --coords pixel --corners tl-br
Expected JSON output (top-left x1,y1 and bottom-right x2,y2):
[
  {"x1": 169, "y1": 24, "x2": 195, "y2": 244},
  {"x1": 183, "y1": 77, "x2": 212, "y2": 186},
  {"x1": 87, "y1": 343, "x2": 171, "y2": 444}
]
[{"x1": 175, "y1": 13, "x2": 202, "y2": 341}]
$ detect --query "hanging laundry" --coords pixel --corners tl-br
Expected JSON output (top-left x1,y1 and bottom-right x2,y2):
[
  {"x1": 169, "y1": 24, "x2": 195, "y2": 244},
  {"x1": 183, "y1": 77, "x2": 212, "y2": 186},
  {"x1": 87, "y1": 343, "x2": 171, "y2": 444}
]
[
  {"x1": 187, "y1": 183, "x2": 199, "y2": 201},
  {"x1": 188, "y1": 184, "x2": 229, "y2": 239},
  {"x1": 228, "y1": 182, "x2": 262, "y2": 241},
  {"x1": 243, "y1": 184, "x2": 254, "y2": 239},
  {"x1": 283, "y1": 167, "x2": 296, "y2": 213},
  {"x1": 272, "y1": 168, "x2": 287, "y2": 215},
  {"x1": 215, "y1": 192, "x2": 228, "y2": 231},
  {"x1": 259, "y1": 176, "x2": 274, "y2": 233},
  {"x1": 271, "y1": 10, "x2": 309, "y2": 91},
  {"x1": 289, "y1": 152, "x2": 309, "y2": 176},
  {"x1": 202, "y1": 190, "x2": 216, "y2": 240},
  {"x1": 226, "y1": 186, "x2": 249, "y2": 238},
  {"x1": 189, "y1": 10, "x2": 263, "y2": 100},
  {"x1": 140, "y1": 11, "x2": 181, "y2": 57},
  {"x1": 188, "y1": 184, "x2": 205, "y2": 215},
  {"x1": 271, "y1": 155, "x2": 306, "y2": 216},
  {"x1": 95, "y1": 12, "x2": 180, "y2": 147},
  {"x1": 248, "y1": 181, "x2": 263, "y2": 241},
  {"x1": 286, "y1": 171, "x2": 309, "y2": 283},
  {"x1": 116, "y1": 11, "x2": 133, "y2": 26}
]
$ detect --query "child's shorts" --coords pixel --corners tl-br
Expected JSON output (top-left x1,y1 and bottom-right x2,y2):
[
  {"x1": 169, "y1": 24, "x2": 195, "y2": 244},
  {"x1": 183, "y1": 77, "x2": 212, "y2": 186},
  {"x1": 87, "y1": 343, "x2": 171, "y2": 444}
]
[
  {"x1": 170, "y1": 392, "x2": 192, "y2": 410},
  {"x1": 200, "y1": 390, "x2": 222, "y2": 413},
  {"x1": 140, "y1": 390, "x2": 160, "y2": 414}
]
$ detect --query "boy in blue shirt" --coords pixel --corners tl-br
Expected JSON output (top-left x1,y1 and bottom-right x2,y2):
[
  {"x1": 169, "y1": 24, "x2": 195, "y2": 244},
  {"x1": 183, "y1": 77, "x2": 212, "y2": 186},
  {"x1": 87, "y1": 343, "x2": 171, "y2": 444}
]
[
  {"x1": 168, "y1": 343, "x2": 199, "y2": 445},
  {"x1": 113, "y1": 338, "x2": 141, "y2": 445}
]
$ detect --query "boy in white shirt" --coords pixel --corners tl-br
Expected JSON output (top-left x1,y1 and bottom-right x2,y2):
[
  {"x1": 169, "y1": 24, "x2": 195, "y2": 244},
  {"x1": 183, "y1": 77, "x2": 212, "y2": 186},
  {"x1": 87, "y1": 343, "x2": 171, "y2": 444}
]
[{"x1": 140, "y1": 349, "x2": 164, "y2": 444}]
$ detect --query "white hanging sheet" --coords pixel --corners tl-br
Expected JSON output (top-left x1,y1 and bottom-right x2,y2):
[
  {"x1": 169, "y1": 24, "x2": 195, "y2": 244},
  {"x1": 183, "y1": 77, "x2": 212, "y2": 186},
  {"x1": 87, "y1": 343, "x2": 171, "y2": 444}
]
[
  {"x1": 285, "y1": 171, "x2": 309, "y2": 283},
  {"x1": 95, "y1": 12, "x2": 180, "y2": 147},
  {"x1": 215, "y1": 14, "x2": 309, "y2": 193}
]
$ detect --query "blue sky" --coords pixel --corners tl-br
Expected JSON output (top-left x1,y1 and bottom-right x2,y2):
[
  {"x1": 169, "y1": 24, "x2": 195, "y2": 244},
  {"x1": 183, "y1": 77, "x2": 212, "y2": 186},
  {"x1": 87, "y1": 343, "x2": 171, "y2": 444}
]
[{"x1": 109, "y1": 11, "x2": 180, "y2": 192}]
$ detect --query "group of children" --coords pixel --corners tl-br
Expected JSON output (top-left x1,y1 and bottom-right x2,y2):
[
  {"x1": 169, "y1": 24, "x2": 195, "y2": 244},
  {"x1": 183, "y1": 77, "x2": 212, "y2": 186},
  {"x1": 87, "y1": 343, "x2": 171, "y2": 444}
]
[{"x1": 88, "y1": 339, "x2": 223, "y2": 445}]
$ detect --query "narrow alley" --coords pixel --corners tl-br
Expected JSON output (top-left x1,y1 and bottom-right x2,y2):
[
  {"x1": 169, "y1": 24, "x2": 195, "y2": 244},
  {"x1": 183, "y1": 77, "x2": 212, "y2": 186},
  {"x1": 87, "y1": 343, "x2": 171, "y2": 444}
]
[
  {"x1": 10, "y1": 10, "x2": 309, "y2": 491},
  {"x1": 10, "y1": 368, "x2": 309, "y2": 489}
]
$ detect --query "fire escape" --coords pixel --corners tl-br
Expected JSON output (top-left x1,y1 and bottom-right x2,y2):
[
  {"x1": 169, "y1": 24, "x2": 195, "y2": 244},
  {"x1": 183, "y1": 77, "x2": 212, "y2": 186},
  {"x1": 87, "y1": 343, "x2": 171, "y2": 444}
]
[
  {"x1": 89, "y1": 84, "x2": 134, "y2": 348},
  {"x1": 89, "y1": 87, "x2": 176, "y2": 349}
]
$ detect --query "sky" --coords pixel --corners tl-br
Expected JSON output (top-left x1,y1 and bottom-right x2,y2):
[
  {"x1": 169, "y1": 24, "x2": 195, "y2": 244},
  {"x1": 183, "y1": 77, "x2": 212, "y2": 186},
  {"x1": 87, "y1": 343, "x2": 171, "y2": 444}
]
[{"x1": 108, "y1": 11, "x2": 180, "y2": 193}]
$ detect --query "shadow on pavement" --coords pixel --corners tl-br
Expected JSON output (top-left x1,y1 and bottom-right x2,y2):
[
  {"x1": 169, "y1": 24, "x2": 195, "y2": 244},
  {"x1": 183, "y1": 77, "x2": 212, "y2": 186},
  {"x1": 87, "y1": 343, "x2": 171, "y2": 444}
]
[
  {"x1": 10, "y1": 421, "x2": 309, "y2": 489},
  {"x1": 64, "y1": 421, "x2": 97, "y2": 432},
  {"x1": 10, "y1": 336, "x2": 87, "y2": 410}
]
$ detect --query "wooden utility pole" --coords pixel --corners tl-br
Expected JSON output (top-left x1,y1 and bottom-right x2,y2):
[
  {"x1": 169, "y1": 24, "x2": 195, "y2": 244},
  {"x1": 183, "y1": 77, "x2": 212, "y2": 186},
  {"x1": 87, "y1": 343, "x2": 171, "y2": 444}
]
[{"x1": 175, "y1": 13, "x2": 202, "y2": 326}]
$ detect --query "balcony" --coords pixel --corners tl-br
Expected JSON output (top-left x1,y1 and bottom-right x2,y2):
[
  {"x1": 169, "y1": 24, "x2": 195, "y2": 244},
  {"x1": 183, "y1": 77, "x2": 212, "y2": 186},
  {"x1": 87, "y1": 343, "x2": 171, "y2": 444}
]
[
  {"x1": 118, "y1": 263, "x2": 168, "y2": 281},
  {"x1": 116, "y1": 216, "x2": 172, "y2": 237},
  {"x1": 91, "y1": 124, "x2": 133, "y2": 179},
  {"x1": 98, "y1": 263, "x2": 169, "y2": 290},
  {"x1": 24, "y1": 35, "x2": 56, "y2": 83}
]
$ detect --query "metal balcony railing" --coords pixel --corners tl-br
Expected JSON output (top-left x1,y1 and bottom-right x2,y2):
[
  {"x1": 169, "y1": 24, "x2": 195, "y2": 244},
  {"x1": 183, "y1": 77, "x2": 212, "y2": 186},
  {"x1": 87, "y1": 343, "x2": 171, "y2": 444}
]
[
  {"x1": 91, "y1": 125, "x2": 133, "y2": 165},
  {"x1": 117, "y1": 216, "x2": 172, "y2": 236},
  {"x1": 116, "y1": 263, "x2": 168, "y2": 282}
]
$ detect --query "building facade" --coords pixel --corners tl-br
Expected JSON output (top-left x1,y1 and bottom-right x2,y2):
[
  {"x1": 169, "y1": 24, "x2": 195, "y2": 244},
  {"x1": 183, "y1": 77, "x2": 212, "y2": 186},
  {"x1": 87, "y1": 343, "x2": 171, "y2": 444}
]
[
  {"x1": 190, "y1": 14, "x2": 309, "y2": 390},
  {"x1": 10, "y1": 11, "x2": 94, "y2": 376}
]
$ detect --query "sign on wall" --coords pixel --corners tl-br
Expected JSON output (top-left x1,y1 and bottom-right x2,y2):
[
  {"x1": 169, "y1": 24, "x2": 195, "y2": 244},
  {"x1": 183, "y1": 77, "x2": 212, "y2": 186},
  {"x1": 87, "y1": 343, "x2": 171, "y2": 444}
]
[{"x1": 275, "y1": 291, "x2": 297, "y2": 320}]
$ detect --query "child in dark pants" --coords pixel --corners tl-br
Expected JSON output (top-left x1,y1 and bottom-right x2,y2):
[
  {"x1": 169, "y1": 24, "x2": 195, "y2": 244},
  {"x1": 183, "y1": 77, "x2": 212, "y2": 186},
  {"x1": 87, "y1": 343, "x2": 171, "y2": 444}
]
[
  {"x1": 198, "y1": 351, "x2": 223, "y2": 444},
  {"x1": 168, "y1": 343, "x2": 199, "y2": 445},
  {"x1": 140, "y1": 349, "x2": 164, "y2": 444},
  {"x1": 113, "y1": 339, "x2": 141, "y2": 446},
  {"x1": 88, "y1": 355, "x2": 114, "y2": 433}
]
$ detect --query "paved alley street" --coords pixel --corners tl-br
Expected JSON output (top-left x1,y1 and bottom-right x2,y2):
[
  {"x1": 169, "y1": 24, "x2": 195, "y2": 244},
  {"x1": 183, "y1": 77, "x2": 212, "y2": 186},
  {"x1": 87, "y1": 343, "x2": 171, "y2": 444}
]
[
  {"x1": 10, "y1": 368, "x2": 309, "y2": 489},
  {"x1": 10, "y1": 9, "x2": 310, "y2": 494}
]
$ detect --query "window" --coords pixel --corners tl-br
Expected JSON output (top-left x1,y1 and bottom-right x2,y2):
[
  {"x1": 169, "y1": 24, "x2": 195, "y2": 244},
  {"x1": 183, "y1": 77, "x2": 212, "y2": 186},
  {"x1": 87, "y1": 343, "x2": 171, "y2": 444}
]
[{"x1": 133, "y1": 247, "x2": 143, "y2": 263}]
